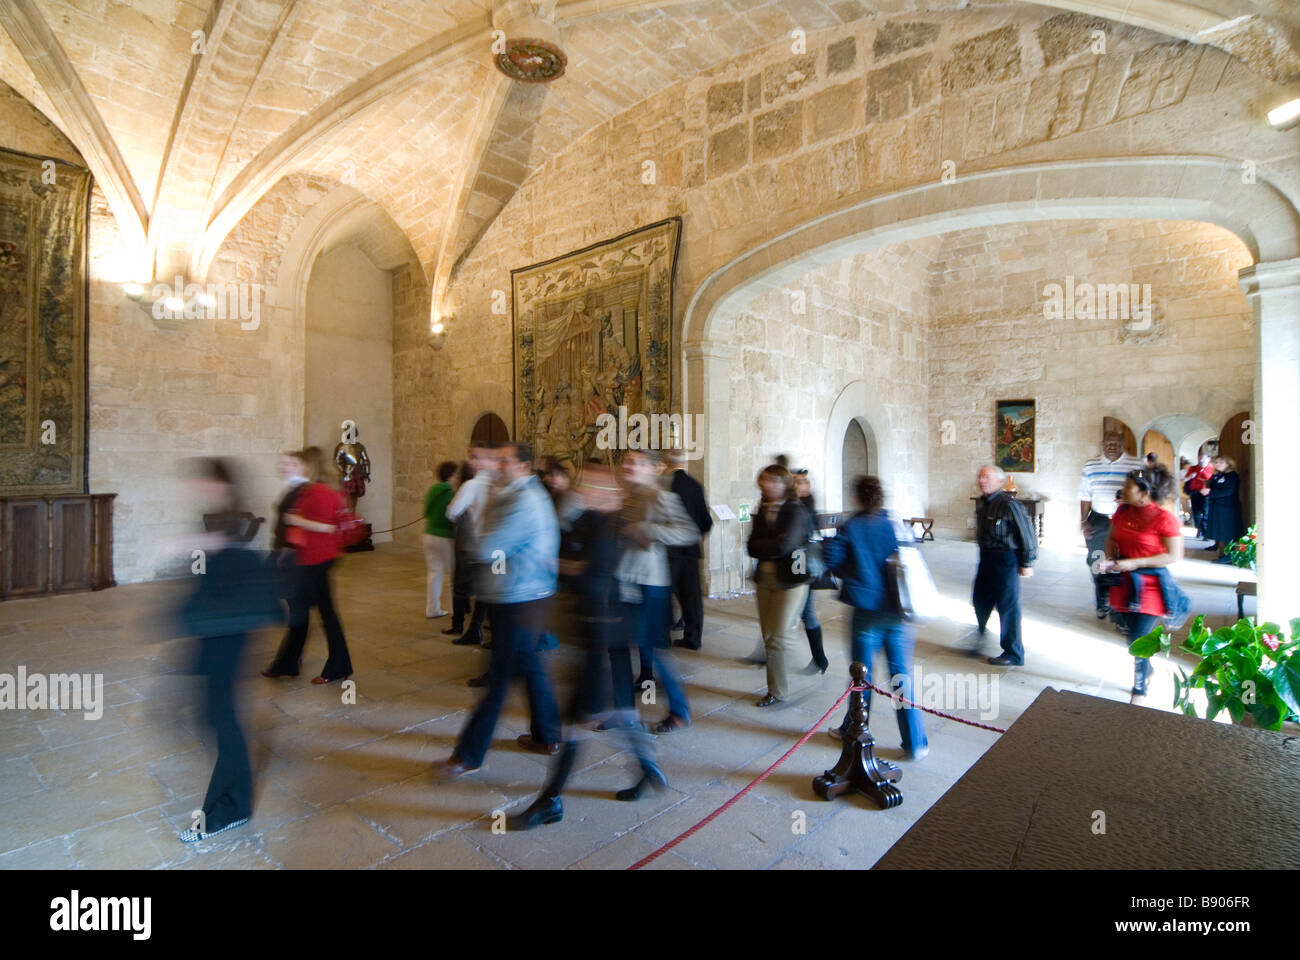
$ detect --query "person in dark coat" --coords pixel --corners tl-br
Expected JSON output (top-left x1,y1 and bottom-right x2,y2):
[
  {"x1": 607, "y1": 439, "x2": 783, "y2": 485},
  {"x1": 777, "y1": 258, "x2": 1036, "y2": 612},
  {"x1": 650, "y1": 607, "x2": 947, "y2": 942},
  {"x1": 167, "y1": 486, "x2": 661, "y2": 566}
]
[
  {"x1": 174, "y1": 457, "x2": 282, "y2": 843},
  {"x1": 792, "y1": 469, "x2": 828, "y2": 674},
  {"x1": 665, "y1": 448, "x2": 713, "y2": 651},
  {"x1": 1206, "y1": 455, "x2": 1246, "y2": 558}
]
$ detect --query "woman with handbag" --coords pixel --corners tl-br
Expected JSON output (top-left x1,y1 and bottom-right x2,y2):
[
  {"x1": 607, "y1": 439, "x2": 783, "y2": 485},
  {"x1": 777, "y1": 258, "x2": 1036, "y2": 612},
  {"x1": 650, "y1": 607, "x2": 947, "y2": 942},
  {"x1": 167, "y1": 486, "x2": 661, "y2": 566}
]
[
  {"x1": 821, "y1": 475, "x2": 928, "y2": 760},
  {"x1": 1099, "y1": 465, "x2": 1185, "y2": 699},
  {"x1": 793, "y1": 470, "x2": 830, "y2": 674},
  {"x1": 262, "y1": 446, "x2": 354, "y2": 684},
  {"x1": 747, "y1": 464, "x2": 813, "y2": 706}
]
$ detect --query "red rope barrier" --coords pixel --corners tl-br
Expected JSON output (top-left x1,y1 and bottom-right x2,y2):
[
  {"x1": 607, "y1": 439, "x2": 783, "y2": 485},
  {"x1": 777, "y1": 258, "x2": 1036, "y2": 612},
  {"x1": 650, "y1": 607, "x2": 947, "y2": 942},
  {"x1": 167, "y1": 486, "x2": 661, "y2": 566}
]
[
  {"x1": 860, "y1": 680, "x2": 1008, "y2": 734},
  {"x1": 626, "y1": 684, "x2": 864, "y2": 870},
  {"x1": 627, "y1": 675, "x2": 1008, "y2": 869}
]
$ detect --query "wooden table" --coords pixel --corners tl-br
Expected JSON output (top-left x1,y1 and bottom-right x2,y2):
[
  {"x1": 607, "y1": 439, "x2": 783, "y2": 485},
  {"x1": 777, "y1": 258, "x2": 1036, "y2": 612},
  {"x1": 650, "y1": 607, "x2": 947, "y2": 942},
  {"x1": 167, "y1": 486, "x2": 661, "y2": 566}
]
[{"x1": 875, "y1": 689, "x2": 1300, "y2": 869}]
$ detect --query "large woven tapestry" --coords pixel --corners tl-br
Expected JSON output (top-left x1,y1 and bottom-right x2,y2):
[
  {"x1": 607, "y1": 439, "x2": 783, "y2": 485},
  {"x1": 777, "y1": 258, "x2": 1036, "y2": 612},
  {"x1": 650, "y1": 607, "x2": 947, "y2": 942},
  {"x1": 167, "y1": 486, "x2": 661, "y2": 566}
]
[
  {"x1": 0, "y1": 148, "x2": 89, "y2": 494},
  {"x1": 512, "y1": 218, "x2": 681, "y2": 469}
]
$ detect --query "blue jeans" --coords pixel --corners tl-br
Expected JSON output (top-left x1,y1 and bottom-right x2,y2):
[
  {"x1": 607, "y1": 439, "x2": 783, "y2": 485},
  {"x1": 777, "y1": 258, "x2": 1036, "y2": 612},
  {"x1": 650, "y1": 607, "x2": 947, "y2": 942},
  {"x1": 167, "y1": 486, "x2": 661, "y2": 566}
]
[
  {"x1": 847, "y1": 608, "x2": 927, "y2": 755},
  {"x1": 455, "y1": 598, "x2": 561, "y2": 767},
  {"x1": 616, "y1": 584, "x2": 690, "y2": 721},
  {"x1": 800, "y1": 588, "x2": 819, "y2": 630}
]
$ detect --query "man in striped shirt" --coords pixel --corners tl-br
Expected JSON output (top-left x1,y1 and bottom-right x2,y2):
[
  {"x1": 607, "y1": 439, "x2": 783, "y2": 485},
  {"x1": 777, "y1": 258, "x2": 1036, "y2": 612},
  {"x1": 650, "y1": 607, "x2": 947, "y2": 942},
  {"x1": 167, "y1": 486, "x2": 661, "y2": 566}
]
[{"x1": 1080, "y1": 432, "x2": 1146, "y2": 617}]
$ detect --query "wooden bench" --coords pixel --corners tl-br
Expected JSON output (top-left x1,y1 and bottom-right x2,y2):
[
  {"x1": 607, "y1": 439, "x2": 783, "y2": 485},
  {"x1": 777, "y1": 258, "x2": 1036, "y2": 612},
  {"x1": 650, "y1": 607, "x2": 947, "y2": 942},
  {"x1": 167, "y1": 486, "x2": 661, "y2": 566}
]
[
  {"x1": 1236, "y1": 581, "x2": 1256, "y2": 620},
  {"x1": 903, "y1": 517, "x2": 935, "y2": 542}
]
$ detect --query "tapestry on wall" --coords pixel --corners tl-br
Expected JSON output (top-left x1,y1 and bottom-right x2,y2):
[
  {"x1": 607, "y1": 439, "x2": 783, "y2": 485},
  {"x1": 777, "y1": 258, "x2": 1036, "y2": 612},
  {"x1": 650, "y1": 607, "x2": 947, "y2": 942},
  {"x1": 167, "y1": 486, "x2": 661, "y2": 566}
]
[
  {"x1": 512, "y1": 218, "x2": 681, "y2": 470},
  {"x1": 0, "y1": 147, "x2": 90, "y2": 494}
]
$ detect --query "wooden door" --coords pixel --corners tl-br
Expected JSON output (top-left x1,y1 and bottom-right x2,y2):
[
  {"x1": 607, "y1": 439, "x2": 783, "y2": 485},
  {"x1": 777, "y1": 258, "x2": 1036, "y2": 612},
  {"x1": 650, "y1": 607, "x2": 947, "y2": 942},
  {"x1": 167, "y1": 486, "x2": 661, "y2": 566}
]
[
  {"x1": 1217, "y1": 411, "x2": 1252, "y2": 526},
  {"x1": 1103, "y1": 416, "x2": 1137, "y2": 455},
  {"x1": 1141, "y1": 430, "x2": 1175, "y2": 470},
  {"x1": 50, "y1": 497, "x2": 93, "y2": 592},
  {"x1": 470, "y1": 412, "x2": 510, "y2": 444},
  {"x1": 2, "y1": 498, "x2": 49, "y2": 598}
]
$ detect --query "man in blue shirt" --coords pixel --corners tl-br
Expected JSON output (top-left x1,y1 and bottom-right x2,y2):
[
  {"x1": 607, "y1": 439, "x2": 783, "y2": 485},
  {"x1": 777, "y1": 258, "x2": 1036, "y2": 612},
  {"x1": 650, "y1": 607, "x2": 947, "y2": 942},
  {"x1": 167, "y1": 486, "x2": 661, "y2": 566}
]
[{"x1": 432, "y1": 442, "x2": 562, "y2": 780}]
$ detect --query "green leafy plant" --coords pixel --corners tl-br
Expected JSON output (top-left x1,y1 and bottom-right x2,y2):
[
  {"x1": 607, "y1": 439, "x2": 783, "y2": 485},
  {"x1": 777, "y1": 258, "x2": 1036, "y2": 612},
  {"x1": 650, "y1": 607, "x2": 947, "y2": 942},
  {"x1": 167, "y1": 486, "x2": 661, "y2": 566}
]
[
  {"x1": 1129, "y1": 615, "x2": 1300, "y2": 730},
  {"x1": 1223, "y1": 524, "x2": 1257, "y2": 571}
]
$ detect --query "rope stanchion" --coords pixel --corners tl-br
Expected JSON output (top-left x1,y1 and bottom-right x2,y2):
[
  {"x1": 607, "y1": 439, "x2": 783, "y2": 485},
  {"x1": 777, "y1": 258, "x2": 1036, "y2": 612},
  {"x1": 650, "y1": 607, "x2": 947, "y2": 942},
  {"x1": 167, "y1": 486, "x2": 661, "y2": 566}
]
[
  {"x1": 627, "y1": 684, "x2": 864, "y2": 870},
  {"x1": 627, "y1": 667, "x2": 1010, "y2": 869}
]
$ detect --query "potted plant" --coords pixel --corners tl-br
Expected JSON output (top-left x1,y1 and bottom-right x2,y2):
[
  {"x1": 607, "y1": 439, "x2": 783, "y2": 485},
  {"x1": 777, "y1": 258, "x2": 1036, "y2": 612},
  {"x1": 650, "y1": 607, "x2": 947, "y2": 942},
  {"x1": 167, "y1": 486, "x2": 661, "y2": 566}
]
[
  {"x1": 1129, "y1": 615, "x2": 1300, "y2": 730},
  {"x1": 1223, "y1": 525, "x2": 1257, "y2": 572}
]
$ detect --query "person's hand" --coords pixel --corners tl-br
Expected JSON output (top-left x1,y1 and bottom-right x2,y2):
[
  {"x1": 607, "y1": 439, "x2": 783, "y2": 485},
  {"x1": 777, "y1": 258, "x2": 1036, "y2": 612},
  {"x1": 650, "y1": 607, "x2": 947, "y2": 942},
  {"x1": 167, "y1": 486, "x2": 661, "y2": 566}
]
[
  {"x1": 628, "y1": 523, "x2": 654, "y2": 548},
  {"x1": 1112, "y1": 558, "x2": 1134, "y2": 573},
  {"x1": 1081, "y1": 521, "x2": 1092, "y2": 539},
  {"x1": 1019, "y1": 567, "x2": 1034, "y2": 578},
  {"x1": 557, "y1": 558, "x2": 586, "y2": 577}
]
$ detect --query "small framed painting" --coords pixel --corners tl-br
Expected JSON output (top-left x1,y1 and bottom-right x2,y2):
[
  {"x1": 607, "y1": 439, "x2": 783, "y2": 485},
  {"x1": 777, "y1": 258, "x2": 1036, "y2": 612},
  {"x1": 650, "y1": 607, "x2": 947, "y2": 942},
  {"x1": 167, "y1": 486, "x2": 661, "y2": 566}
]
[{"x1": 995, "y1": 400, "x2": 1035, "y2": 473}]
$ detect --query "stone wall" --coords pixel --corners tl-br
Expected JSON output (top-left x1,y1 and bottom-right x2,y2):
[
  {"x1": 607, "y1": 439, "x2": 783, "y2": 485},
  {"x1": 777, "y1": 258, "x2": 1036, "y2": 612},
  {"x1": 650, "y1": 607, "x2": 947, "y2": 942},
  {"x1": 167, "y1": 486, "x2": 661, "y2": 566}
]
[
  {"x1": 402, "y1": 6, "x2": 1295, "y2": 589},
  {"x1": 926, "y1": 218, "x2": 1255, "y2": 546},
  {"x1": 305, "y1": 244, "x2": 394, "y2": 542}
]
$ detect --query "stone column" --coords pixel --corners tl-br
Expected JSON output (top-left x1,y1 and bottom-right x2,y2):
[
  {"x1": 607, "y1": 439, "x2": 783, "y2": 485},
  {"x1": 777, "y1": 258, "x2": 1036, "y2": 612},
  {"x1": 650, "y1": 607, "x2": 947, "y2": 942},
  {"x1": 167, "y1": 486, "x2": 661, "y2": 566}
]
[
  {"x1": 1239, "y1": 258, "x2": 1300, "y2": 627},
  {"x1": 685, "y1": 341, "x2": 734, "y2": 596}
]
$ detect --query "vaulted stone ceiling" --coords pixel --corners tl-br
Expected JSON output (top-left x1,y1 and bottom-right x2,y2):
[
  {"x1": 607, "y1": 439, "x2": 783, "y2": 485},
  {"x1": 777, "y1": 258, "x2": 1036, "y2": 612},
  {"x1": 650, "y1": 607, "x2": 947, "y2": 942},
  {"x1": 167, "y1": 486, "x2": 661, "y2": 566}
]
[{"x1": 1, "y1": 0, "x2": 1296, "y2": 320}]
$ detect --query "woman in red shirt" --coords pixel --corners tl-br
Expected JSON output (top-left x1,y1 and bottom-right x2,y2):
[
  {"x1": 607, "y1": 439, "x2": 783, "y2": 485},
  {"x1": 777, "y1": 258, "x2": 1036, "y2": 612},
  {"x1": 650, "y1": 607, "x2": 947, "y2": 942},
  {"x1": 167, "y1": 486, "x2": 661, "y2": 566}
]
[
  {"x1": 262, "y1": 447, "x2": 354, "y2": 684},
  {"x1": 1101, "y1": 465, "x2": 1183, "y2": 699}
]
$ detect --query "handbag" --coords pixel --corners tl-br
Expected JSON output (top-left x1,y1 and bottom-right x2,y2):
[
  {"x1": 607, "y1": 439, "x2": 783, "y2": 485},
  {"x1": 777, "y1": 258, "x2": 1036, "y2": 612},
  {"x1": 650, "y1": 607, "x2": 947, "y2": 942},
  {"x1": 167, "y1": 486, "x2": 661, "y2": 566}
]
[
  {"x1": 886, "y1": 546, "x2": 941, "y2": 620},
  {"x1": 804, "y1": 537, "x2": 840, "y2": 590}
]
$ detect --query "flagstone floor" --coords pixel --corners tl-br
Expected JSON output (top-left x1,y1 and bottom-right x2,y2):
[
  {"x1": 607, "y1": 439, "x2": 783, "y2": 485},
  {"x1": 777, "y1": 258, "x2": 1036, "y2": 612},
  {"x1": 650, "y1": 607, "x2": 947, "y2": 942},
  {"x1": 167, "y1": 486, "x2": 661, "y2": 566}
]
[{"x1": 0, "y1": 534, "x2": 1249, "y2": 870}]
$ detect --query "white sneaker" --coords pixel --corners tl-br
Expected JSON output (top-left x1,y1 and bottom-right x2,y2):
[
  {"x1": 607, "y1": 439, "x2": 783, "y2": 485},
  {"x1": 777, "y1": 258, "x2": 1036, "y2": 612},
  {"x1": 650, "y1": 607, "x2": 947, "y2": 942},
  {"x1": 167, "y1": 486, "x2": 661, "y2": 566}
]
[{"x1": 179, "y1": 817, "x2": 248, "y2": 843}]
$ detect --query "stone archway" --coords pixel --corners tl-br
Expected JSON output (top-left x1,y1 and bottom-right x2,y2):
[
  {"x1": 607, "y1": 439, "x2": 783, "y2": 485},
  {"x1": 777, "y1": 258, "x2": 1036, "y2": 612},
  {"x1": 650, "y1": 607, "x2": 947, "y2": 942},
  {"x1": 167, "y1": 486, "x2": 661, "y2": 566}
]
[
  {"x1": 682, "y1": 155, "x2": 1300, "y2": 621},
  {"x1": 823, "y1": 381, "x2": 889, "y2": 514}
]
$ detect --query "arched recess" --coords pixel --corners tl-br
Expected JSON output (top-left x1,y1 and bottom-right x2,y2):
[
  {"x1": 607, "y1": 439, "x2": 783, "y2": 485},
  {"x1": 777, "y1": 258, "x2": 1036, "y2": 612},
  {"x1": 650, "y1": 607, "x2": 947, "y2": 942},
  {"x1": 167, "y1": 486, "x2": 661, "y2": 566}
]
[
  {"x1": 823, "y1": 381, "x2": 889, "y2": 515},
  {"x1": 1138, "y1": 412, "x2": 1218, "y2": 465},
  {"x1": 682, "y1": 155, "x2": 1300, "y2": 620},
  {"x1": 450, "y1": 382, "x2": 515, "y2": 453}
]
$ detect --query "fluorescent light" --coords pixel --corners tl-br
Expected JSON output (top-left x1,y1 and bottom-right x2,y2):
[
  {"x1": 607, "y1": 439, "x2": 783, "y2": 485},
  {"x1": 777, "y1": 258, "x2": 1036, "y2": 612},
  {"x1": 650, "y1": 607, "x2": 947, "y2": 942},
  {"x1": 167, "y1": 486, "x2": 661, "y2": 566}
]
[
  {"x1": 122, "y1": 282, "x2": 144, "y2": 298},
  {"x1": 431, "y1": 321, "x2": 444, "y2": 334},
  {"x1": 1267, "y1": 97, "x2": 1300, "y2": 128}
]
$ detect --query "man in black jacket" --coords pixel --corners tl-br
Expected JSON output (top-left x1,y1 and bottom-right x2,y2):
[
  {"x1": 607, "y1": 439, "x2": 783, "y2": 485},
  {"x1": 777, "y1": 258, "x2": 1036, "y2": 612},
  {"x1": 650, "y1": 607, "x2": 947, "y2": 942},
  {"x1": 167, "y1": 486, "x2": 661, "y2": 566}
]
[
  {"x1": 665, "y1": 449, "x2": 713, "y2": 651},
  {"x1": 970, "y1": 465, "x2": 1037, "y2": 666}
]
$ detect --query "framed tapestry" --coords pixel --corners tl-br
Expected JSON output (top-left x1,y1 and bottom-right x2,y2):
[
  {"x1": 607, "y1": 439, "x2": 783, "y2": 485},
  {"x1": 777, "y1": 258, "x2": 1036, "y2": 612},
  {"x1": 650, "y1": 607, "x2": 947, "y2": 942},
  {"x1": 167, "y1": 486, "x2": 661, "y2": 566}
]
[
  {"x1": 995, "y1": 399, "x2": 1035, "y2": 473},
  {"x1": 0, "y1": 148, "x2": 90, "y2": 494},
  {"x1": 511, "y1": 218, "x2": 681, "y2": 469}
]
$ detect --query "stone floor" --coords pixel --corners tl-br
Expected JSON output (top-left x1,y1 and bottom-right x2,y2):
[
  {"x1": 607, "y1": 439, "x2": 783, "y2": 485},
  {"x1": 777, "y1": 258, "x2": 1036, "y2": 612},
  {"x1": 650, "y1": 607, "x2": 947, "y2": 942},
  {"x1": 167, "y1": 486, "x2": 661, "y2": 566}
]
[{"x1": 0, "y1": 533, "x2": 1249, "y2": 870}]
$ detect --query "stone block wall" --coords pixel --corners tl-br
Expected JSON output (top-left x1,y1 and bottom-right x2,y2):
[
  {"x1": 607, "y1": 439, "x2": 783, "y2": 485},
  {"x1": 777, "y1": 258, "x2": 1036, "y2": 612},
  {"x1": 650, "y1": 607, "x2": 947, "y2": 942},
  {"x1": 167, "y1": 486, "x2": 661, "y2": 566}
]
[{"x1": 926, "y1": 218, "x2": 1255, "y2": 546}]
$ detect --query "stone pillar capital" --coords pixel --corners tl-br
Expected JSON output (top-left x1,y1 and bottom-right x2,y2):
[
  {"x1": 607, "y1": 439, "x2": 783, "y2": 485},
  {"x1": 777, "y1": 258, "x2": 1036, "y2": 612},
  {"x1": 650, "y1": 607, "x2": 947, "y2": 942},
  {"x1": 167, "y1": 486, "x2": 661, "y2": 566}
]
[
  {"x1": 684, "y1": 341, "x2": 734, "y2": 364},
  {"x1": 1239, "y1": 257, "x2": 1300, "y2": 299}
]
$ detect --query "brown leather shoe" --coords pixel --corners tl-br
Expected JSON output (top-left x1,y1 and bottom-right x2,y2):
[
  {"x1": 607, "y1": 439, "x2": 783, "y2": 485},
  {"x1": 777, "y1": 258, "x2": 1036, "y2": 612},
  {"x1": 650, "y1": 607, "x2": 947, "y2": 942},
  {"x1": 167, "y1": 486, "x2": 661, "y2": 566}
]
[
  {"x1": 431, "y1": 758, "x2": 480, "y2": 782},
  {"x1": 516, "y1": 734, "x2": 560, "y2": 755}
]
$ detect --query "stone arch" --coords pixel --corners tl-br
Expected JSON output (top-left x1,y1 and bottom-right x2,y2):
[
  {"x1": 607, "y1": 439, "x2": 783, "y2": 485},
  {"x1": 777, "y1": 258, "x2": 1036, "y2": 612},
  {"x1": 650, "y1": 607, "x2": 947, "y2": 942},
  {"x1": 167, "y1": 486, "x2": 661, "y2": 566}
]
[
  {"x1": 824, "y1": 381, "x2": 889, "y2": 514},
  {"x1": 450, "y1": 382, "x2": 515, "y2": 453},
  {"x1": 684, "y1": 155, "x2": 1299, "y2": 507}
]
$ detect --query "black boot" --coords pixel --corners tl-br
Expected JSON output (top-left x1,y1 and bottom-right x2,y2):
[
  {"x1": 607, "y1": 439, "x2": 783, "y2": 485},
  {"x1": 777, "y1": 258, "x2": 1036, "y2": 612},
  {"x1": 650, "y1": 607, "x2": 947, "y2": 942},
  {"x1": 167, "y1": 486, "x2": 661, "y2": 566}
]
[
  {"x1": 800, "y1": 625, "x2": 828, "y2": 674},
  {"x1": 616, "y1": 761, "x2": 668, "y2": 801},
  {"x1": 507, "y1": 794, "x2": 563, "y2": 830},
  {"x1": 453, "y1": 626, "x2": 482, "y2": 646}
]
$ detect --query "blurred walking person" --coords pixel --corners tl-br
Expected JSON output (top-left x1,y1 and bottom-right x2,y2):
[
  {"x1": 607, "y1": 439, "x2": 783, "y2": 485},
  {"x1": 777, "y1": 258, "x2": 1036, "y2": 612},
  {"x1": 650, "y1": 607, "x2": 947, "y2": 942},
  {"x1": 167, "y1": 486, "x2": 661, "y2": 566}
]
[
  {"x1": 665, "y1": 449, "x2": 713, "y2": 652},
  {"x1": 748, "y1": 464, "x2": 813, "y2": 706},
  {"x1": 793, "y1": 469, "x2": 829, "y2": 674},
  {"x1": 175, "y1": 458, "x2": 281, "y2": 842},
  {"x1": 507, "y1": 460, "x2": 668, "y2": 828},
  {"x1": 445, "y1": 442, "x2": 498, "y2": 648},
  {"x1": 611, "y1": 449, "x2": 699, "y2": 734},
  {"x1": 822, "y1": 475, "x2": 927, "y2": 758},
  {"x1": 432, "y1": 442, "x2": 562, "y2": 780}
]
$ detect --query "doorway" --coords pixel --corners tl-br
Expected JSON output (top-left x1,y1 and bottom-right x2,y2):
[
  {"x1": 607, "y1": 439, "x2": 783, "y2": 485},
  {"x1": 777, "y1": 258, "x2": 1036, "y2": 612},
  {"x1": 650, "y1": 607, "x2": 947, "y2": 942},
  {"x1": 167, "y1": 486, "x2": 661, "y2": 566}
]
[{"x1": 841, "y1": 420, "x2": 869, "y2": 511}]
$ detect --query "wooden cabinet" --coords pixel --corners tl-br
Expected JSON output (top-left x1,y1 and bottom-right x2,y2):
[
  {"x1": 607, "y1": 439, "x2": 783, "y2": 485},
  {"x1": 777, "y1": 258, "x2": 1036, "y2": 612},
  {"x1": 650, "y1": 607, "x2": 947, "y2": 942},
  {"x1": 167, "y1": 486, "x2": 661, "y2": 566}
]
[{"x1": 0, "y1": 494, "x2": 115, "y2": 600}]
